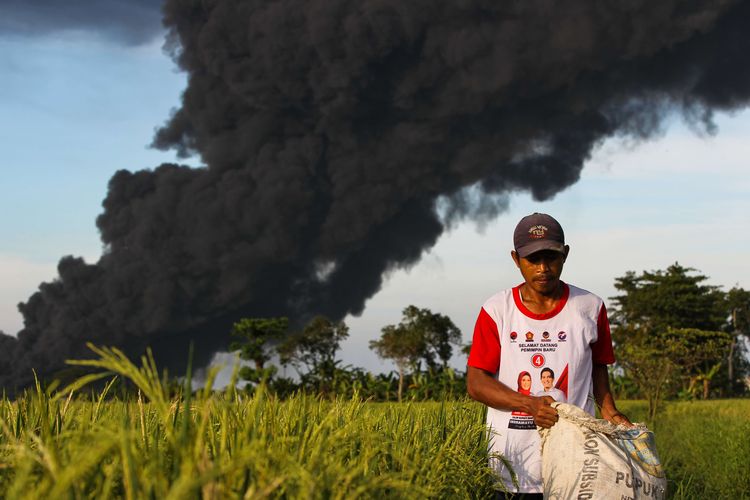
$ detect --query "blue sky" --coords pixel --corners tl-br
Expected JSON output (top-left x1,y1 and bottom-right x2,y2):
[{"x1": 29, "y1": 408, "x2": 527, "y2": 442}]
[{"x1": 1, "y1": 28, "x2": 748, "y2": 375}]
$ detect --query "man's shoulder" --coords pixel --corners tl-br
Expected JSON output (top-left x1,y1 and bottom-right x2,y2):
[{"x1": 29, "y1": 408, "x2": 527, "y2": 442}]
[
  {"x1": 481, "y1": 287, "x2": 516, "y2": 310},
  {"x1": 565, "y1": 283, "x2": 604, "y2": 306}
]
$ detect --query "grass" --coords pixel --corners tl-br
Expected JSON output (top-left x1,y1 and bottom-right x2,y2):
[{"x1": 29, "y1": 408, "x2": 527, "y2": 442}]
[
  {"x1": 0, "y1": 348, "x2": 746, "y2": 498},
  {"x1": 0, "y1": 346, "x2": 501, "y2": 499},
  {"x1": 653, "y1": 400, "x2": 749, "y2": 499},
  {"x1": 618, "y1": 399, "x2": 750, "y2": 499}
]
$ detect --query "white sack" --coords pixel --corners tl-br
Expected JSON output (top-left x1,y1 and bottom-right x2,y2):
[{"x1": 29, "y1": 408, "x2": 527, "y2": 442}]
[{"x1": 540, "y1": 403, "x2": 667, "y2": 500}]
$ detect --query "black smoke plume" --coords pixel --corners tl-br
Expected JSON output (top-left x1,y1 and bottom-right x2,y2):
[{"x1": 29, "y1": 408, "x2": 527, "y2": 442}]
[{"x1": 2, "y1": 0, "x2": 750, "y2": 391}]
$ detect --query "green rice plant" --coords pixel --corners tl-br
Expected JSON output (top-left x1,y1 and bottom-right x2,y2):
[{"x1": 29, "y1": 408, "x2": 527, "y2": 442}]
[
  {"x1": 615, "y1": 399, "x2": 750, "y2": 499},
  {"x1": 652, "y1": 400, "x2": 750, "y2": 500},
  {"x1": 0, "y1": 346, "x2": 501, "y2": 498}
]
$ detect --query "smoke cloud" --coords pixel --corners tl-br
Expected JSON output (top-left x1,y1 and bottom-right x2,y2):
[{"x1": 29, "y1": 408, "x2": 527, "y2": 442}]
[
  {"x1": 2, "y1": 0, "x2": 750, "y2": 391},
  {"x1": 0, "y1": 0, "x2": 163, "y2": 45}
]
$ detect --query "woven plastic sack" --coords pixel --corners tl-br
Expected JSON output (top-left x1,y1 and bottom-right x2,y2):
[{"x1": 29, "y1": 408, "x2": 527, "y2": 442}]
[{"x1": 539, "y1": 403, "x2": 667, "y2": 500}]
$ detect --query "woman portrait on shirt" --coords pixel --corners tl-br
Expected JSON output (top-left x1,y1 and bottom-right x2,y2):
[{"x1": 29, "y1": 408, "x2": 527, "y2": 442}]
[{"x1": 517, "y1": 371, "x2": 532, "y2": 395}]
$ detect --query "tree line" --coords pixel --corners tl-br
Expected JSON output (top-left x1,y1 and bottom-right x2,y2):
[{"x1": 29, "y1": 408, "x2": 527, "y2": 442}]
[
  {"x1": 229, "y1": 306, "x2": 465, "y2": 402},
  {"x1": 609, "y1": 263, "x2": 749, "y2": 418},
  {"x1": 230, "y1": 263, "x2": 750, "y2": 411}
]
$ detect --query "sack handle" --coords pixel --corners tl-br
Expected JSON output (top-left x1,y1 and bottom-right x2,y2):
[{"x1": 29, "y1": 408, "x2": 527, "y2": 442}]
[{"x1": 547, "y1": 402, "x2": 646, "y2": 437}]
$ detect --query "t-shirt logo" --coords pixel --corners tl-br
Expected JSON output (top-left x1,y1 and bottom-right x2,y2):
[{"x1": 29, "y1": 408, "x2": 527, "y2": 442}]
[
  {"x1": 525, "y1": 331, "x2": 534, "y2": 341},
  {"x1": 531, "y1": 353, "x2": 545, "y2": 367},
  {"x1": 542, "y1": 331, "x2": 550, "y2": 341},
  {"x1": 558, "y1": 331, "x2": 567, "y2": 341},
  {"x1": 510, "y1": 331, "x2": 518, "y2": 341}
]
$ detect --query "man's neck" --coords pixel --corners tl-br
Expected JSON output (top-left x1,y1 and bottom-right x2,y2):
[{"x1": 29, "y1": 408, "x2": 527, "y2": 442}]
[{"x1": 519, "y1": 282, "x2": 565, "y2": 314}]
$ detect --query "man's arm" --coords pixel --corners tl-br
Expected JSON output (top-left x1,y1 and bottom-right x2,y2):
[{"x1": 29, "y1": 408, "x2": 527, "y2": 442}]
[
  {"x1": 592, "y1": 363, "x2": 632, "y2": 426},
  {"x1": 466, "y1": 366, "x2": 559, "y2": 428}
]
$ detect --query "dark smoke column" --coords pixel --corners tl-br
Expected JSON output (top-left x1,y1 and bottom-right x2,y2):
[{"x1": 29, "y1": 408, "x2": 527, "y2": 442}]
[{"x1": 2, "y1": 0, "x2": 750, "y2": 392}]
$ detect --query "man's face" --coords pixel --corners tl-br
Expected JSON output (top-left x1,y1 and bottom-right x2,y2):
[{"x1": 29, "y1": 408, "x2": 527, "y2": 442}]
[
  {"x1": 541, "y1": 371, "x2": 554, "y2": 390},
  {"x1": 511, "y1": 247, "x2": 569, "y2": 296}
]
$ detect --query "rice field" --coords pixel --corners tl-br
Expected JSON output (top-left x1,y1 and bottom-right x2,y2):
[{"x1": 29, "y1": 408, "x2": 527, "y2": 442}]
[
  {"x1": 0, "y1": 347, "x2": 747, "y2": 499},
  {"x1": 0, "y1": 346, "x2": 499, "y2": 499},
  {"x1": 618, "y1": 399, "x2": 750, "y2": 500}
]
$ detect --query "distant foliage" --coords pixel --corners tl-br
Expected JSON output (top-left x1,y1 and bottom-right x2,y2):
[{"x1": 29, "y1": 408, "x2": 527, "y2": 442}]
[
  {"x1": 370, "y1": 305, "x2": 462, "y2": 402},
  {"x1": 610, "y1": 263, "x2": 743, "y2": 419},
  {"x1": 225, "y1": 310, "x2": 467, "y2": 402},
  {"x1": 229, "y1": 317, "x2": 289, "y2": 387},
  {"x1": 278, "y1": 316, "x2": 350, "y2": 396},
  {"x1": 724, "y1": 287, "x2": 750, "y2": 395}
]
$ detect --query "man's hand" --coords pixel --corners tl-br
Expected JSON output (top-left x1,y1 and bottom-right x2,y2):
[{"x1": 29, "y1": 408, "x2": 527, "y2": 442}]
[
  {"x1": 601, "y1": 407, "x2": 633, "y2": 427},
  {"x1": 529, "y1": 395, "x2": 558, "y2": 428},
  {"x1": 466, "y1": 367, "x2": 560, "y2": 427},
  {"x1": 592, "y1": 364, "x2": 633, "y2": 427}
]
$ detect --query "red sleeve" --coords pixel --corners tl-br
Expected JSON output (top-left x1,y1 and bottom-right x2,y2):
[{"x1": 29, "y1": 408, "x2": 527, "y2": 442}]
[
  {"x1": 591, "y1": 303, "x2": 616, "y2": 365},
  {"x1": 467, "y1": 307, "x2": 501, "y2": 373}
]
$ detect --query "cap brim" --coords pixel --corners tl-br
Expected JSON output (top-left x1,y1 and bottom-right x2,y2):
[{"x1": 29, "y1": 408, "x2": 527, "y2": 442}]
[{"x1": 516, "y1": 240, "x2": 566, "y2": 258}]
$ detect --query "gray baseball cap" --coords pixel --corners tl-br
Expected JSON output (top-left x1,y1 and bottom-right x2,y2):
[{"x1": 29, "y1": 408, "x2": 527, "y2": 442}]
[{"x1": 513, "y1": 213, "x2": 566, "y2": 258}]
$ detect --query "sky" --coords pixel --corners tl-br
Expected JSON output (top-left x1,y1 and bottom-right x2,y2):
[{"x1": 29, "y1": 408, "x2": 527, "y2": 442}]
[{"x1": 1, "y1": 8, "x2": 748, "y2": 378}]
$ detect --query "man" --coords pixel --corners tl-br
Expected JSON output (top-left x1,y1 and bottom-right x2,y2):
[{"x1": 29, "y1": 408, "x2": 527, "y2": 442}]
[
  {"x1": 466, "y1": 212, "x2": 630, "y2": 498},
  {"x1": 534, "y1": 367, "x2": 567, "y2": 403}
]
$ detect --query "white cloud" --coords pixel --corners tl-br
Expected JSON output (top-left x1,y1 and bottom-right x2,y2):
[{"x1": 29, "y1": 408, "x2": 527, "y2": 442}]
[
  {"x1": 587, "y1": 110, "x2": 750, "y2": 180},
  {"x1": 0, "y1": 254, "x2": 57, "y2": 335}
]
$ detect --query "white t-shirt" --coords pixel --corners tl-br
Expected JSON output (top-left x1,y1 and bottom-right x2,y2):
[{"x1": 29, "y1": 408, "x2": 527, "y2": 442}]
[{"x1": 467, "y1": 282, "x2": 615, "y2": 494}]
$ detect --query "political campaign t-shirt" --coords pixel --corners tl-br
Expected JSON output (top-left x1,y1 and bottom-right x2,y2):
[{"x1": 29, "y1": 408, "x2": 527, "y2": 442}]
[{"x1": 467, "y1": 282, "x2": 615, "y2": 494}]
